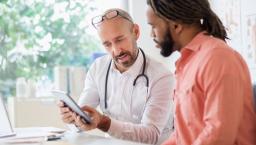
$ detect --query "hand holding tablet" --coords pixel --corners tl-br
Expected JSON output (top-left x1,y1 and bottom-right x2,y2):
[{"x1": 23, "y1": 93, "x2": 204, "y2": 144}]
[{"x1": 52, "y1": 90, "x2": 92, "y2": 124}]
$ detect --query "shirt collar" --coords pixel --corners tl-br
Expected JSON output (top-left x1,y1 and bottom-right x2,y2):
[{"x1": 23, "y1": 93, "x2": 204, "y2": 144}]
[
  {"x1": 111, "y1": 49, "x2": 144, "y2": 76},
  {"x1": 175, "y1": 31, "x2": 209, "y2": 68},
  {"x1": 182, "y1": 31, "x2": 209, "y2": 52}
]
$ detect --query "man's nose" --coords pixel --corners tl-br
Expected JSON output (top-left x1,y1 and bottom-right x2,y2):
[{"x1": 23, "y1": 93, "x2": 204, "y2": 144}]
[
  {"x1": 150, "y1": 29, "x2": 156, "y2": 38},
  {"x1": 112, "y1": 45, "x2": 122, "y2": 55}
]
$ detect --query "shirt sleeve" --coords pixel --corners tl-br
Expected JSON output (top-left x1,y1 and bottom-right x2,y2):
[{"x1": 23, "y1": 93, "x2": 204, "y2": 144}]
[
  {"x1": 78, "y1": 62, "x2": 100, "y2": 107},
  {"x1": 107, "y1": 74, "x2": 174, "y2": 144},
  {"x1": 192, "y1": 50, "x2": 245, "y2": 145}
]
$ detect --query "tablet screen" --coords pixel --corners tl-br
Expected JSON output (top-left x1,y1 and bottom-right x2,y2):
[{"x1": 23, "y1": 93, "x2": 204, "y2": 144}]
[{"x1": 52, "y1": 90, "x2": 92, "y2": 124}]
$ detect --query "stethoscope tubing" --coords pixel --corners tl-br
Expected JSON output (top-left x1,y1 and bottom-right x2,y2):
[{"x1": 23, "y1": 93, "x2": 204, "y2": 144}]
[{"x1": 104, "y1": 48, "x2": 149, "y2": 109}]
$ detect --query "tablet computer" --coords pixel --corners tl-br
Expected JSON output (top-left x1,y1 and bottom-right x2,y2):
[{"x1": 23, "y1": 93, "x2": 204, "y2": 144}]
[{"x1": 52, "y1": 90, "x2": 92, "y2": 124}]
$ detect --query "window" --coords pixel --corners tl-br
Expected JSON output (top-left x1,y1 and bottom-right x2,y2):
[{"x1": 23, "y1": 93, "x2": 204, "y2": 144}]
[{"x1": 0, "y1": 0, "x2": 110, "y2": 97}]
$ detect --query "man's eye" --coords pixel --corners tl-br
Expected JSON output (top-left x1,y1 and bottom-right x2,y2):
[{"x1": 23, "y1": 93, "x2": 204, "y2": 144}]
[
  {"x1": 116, "y1": 38, "x2": 123, "y2": 43},
  {"x1": 104, "y1": 43, "x2": 111, "y2": 48}
]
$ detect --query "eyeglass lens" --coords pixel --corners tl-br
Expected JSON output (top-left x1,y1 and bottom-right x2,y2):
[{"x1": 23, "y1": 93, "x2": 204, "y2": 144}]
[{"x1": 92, "y1": 10, "x2": 118, "y2": 25}]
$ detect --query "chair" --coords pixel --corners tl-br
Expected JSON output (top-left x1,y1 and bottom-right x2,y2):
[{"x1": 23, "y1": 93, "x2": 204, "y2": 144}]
[{"x1": 253, "y1": 84, "x2": 256, "y2": 111}]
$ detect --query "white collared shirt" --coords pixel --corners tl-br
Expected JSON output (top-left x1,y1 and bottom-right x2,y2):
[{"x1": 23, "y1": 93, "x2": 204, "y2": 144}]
[{"x1": 78, "y1": 49, "x2": 175, "y2": 145}]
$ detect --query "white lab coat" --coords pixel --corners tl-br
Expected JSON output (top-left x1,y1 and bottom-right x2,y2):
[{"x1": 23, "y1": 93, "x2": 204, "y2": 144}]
[{"x1": 78, "y1": 49, "x2": 175, "y2": 145}]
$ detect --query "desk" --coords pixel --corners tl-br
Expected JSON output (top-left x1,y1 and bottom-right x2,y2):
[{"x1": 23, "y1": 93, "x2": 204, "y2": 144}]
[
  {"x1": 45, "y1": 132, "x2": 149, "y2": 145},
  {"x1": 0, "y1": 132, "x2": 149, "y2": 145}
]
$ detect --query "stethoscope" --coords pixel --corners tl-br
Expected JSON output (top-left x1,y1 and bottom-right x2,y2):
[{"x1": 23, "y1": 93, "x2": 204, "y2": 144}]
[{"x1": 104, "y1": 48, "x2": 149, "y2": 109}]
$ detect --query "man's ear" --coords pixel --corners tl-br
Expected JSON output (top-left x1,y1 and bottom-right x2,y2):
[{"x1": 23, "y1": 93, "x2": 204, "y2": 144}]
[
  {"x1": 169, "y1": 21, "x2": 183, "y2": 34},
  {"x1": 133, "y1": 24, "x2": 140, "y2": 40}
]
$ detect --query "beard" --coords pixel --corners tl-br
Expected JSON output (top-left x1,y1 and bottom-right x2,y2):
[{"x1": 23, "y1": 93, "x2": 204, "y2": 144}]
[
  {"x1": 154, "y1": 31, "x2": 175, "y2": 57},
  {"x1": 114, "y1": 50, "x2": 137, "y2": 68}
]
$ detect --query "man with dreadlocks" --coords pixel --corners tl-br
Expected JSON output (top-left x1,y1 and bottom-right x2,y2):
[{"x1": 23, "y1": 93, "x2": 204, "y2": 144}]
[{"x1": 146, "y1": 0, "x2": 256, "y2": 145}]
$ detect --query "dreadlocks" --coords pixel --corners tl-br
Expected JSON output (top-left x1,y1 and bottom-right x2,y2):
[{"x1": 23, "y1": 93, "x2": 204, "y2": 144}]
[{"x1": 147, "y1": 0, "x2": 228, "y2": 41}]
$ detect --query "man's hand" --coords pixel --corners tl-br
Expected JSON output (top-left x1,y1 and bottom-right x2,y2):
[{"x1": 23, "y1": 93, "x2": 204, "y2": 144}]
[
  {"x1": 73, "y1": 105, "x2": 111, "y2": 132},
  {"x1": 58, "y1": 101, "x2": 76, "y2": 124}
]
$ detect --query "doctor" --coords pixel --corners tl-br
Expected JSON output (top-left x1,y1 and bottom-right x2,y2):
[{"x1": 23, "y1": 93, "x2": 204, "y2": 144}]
[{"x1": 59, "y1": 8, "x2": 174, "y2": 145}]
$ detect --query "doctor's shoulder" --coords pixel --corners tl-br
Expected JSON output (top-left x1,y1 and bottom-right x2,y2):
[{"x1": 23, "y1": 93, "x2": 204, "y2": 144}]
[
  {"x1": 88, "y1": 55, "x2": 110, "y2": 73},
  {"x1": 146, "y1": 57, "x2": 175, "y2": 91},
  {"x1": 146, "y1": 56, "x2": 173, "y2": 78}
]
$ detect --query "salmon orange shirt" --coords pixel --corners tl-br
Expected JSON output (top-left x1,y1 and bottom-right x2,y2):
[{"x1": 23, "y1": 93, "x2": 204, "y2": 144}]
[{"x1": 163, "y1": 32, "x2": 256, "y2": 145}]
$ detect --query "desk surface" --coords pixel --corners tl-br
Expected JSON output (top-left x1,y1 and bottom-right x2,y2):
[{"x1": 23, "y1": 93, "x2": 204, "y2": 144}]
[
  {"x1": 0, "y1": 132, "x2": 149, "y2": 145},
  {"x1": 46, "y1": 132, "x2": 149, "y2": 145}
]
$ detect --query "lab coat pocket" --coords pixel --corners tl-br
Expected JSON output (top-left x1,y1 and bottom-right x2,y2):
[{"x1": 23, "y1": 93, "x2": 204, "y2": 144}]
[{"x1": 130, "y1": 84, "x2": 148, "y2": 121}]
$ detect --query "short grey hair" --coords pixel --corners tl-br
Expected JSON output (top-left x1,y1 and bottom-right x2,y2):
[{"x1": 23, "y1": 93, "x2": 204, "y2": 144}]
[{"x1": 103, "y1": 8, "x2": 134, "y2": 23}]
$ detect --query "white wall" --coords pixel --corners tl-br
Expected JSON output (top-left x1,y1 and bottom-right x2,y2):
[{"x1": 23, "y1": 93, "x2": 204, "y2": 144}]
[
  {"x1": 210, "y1": 0, "x2": 256, "y2": 82},
  {"x1": 94, "y1": 0, "x2": 128, "y2": 12},
  {"x1": 128, "y1": 0, "x2": 180, "y2": 73}
]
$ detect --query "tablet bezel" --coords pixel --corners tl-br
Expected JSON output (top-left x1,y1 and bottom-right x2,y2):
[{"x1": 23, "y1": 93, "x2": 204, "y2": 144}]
[{"x1": 52, "y1": 90, "x2": 92, "y2": 124}]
